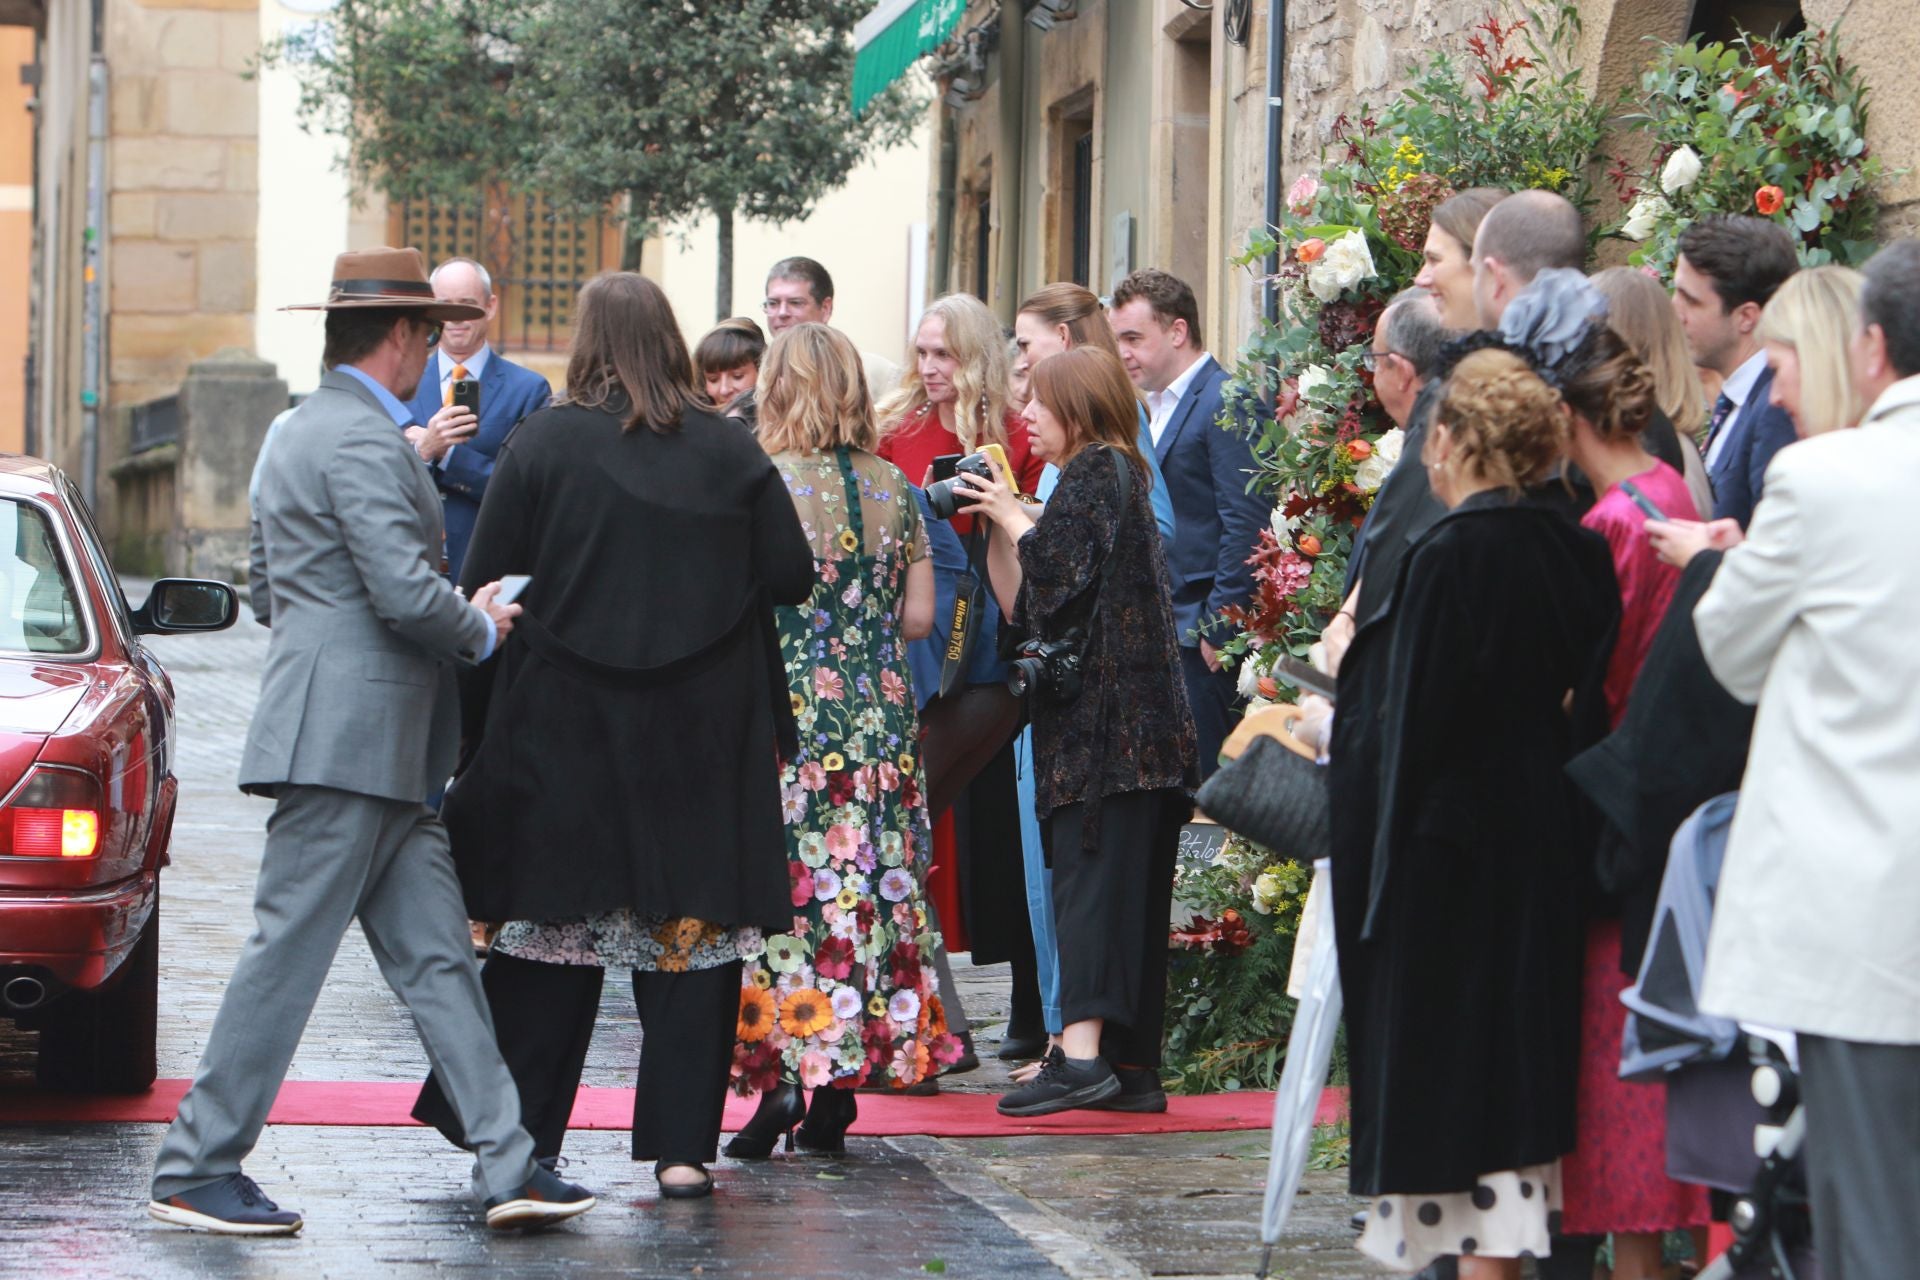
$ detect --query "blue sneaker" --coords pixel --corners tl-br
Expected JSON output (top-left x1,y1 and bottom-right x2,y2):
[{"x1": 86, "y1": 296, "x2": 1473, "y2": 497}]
[
  {"x1": 148, "y1": 1173, "x2": 303, "y2": 1235},
  {"x1": 484, "y1": 1163, "x2": 597, "y2": 1231}
]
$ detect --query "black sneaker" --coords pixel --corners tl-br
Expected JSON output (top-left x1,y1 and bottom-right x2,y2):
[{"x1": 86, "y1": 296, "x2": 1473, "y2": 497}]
[
  {"x1": 484, "y1": 1163, "x2": 597, "y2": 1232},
  {"x1": 148, "y1": 1173, "x2": 303, "y2": 1235},
  {"x1": 996, "y1": 1052, "x2": 1121, "y2": 1116},
  {"x1": 1087, "y1": 1066, "x2": 1168, "y2": 1113}
]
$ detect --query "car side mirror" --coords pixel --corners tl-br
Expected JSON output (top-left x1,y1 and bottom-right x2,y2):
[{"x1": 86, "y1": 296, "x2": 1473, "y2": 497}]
[{"x1": 132, "y1": 578, "x2": 239, "y2": 635}]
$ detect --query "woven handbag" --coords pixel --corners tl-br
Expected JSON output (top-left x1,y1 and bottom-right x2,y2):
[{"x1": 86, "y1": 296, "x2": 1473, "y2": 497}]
[{"x1": 1194, "y1": 733, "x2": 1332, "y2": 861}]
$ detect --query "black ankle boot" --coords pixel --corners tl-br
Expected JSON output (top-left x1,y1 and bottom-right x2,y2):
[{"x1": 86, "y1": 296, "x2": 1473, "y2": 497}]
[
  {"x1": 795, "y1": 1085, "x2": 858, "y2": 1154},
  {"x1": 723, "y1": 1081, "x2": 805, "y2": 1159}
]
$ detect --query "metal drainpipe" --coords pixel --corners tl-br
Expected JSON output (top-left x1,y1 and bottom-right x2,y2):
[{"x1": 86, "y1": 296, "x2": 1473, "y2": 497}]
[
  {"x1": 1261, "y1": 0, "x2": 1286, "y2": 325},
  {"x1": 80, "y1": 50, "x2": 106, "y2": 508},
  {"x1": 992, "y1": 8, "x2": 1025, "y2": 324},
  {"x1": 933, "y1": 110, "x2": 956, "y2": 297}
]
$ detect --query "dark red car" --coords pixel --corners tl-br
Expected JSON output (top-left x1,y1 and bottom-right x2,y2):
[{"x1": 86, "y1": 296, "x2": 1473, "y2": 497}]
[{"x1": 0, "y1": 456, "x2": 236, "y2": 1093}]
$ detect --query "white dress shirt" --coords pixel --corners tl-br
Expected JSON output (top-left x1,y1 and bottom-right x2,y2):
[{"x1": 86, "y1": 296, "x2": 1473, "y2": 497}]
[
  {"x1": 1695, "y1": 373, "x2": 1920, "y2": 1045},
  {"x1": 1704, "y1": 347, "x2": 1768, "y2": 470},
  {"x1": 1147, "y1": 352, "x2": 1209, "y2": 448}
]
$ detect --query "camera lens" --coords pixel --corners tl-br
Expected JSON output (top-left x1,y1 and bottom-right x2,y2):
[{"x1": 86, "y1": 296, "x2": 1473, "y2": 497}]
[
  {"x1": 1006, "y1": 657, "x2": 1043, "y2": 698},
  {"x1": 925, "y1": 476, "x2": 963, "y2": 521}
]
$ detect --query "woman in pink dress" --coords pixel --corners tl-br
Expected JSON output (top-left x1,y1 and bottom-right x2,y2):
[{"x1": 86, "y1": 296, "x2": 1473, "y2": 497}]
[{"x1": 1557, "y1": 323, "x2": 1710, "y2": 1275}]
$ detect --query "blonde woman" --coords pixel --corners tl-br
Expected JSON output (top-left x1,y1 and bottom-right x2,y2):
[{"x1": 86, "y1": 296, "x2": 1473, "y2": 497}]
[
  {"x1": 725, "y1": 323, "x2": 954, "y2": 1158},
  {"x1": 1591, "y1": 267, "x2": 1713, "y2": 517}
]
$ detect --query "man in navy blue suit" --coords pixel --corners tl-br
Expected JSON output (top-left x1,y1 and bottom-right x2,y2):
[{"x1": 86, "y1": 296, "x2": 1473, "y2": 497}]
[
  {"x1": 1671, "y1": 215, "x2": 1800, "y2": 530},
  {"x1": 1110, "y1": 269, "x2": 1269, "y2": 778},
  {"x1": 405, "y1": 257, "x2": 553, "y2": 580}
]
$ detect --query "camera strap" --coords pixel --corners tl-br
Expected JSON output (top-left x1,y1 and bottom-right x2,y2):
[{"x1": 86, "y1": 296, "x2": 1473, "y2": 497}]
[{"x1": 938, "y1": 520, "x2": 992, "y2": 699}]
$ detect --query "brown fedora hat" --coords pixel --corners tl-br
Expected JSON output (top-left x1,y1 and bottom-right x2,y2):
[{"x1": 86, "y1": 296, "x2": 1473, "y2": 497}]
[{"x1": 283, "y1": 246, "x2": 485, "y2": 320}]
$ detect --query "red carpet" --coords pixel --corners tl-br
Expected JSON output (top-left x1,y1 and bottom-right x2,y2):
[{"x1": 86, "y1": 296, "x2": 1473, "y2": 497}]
[{"x1": 0, "y1": 1079, "x2": 1348, "y2": 1137}]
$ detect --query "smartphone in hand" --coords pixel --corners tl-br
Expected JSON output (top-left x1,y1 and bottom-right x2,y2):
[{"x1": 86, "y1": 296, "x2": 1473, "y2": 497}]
[
  {"x1": 1620, "y1": 479, "x2": 1666, "y2": 523},
  {"x1": 451, "y1": 377, "x2": 482, "y2": 419},
  {"x1": 495, "y1": 575, "x2": 531, "y2": 606}
]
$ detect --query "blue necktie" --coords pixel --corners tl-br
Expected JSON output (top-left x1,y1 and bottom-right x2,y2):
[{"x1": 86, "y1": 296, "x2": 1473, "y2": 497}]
[{"x1": 1704, "y1": 391, "x2": 1735, "y2": 453}]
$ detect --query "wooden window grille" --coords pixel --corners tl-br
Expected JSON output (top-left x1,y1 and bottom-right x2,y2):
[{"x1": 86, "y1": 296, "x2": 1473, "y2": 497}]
[{"x1": 389, "y1": 186, "x2": 626, "y2": 354}]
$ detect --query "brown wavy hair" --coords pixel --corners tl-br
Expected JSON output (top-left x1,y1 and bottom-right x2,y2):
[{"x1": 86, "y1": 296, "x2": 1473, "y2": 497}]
[
  {"x1": 1434, "y1": 348, "x2": 1568, "y2": 492},
  {"x1": 1027, "y1": 347, "x2": 1152, "y2": 485},
  {"x1": 560, "y1": 272, "x2": 702, "y2": 433},
  {"x1": 756, "y1": 323, "x2": 876, "y2": 455},
  {"x1": 1557, "y1": 325, "x2": 1660, "y2": 444}
]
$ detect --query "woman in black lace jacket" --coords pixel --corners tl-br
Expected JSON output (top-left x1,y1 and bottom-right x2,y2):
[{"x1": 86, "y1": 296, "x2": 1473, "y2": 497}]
[{"x1": 954, "y1": 346, "x2": 1198, "y2": 1117}]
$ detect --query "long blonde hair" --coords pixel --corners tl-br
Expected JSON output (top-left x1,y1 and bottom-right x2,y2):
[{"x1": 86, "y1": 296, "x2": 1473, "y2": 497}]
[
  {"x1": 757, "y1": 323, "x2": 876, "y2": 455},
  {"x1": 877, "y1": 293, "x2": 1010, "y2": 452},
  {"x1": 1757, "y1": 265, "x2": 1867, "y2": 436},
  {"x1": 1591, "y1": 267, "x2": 1708, "y2": 439}
]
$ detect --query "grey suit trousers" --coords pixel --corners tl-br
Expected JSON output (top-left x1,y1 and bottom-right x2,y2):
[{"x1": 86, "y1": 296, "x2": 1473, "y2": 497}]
[
  {"x1": 1799, "y1": 1033, "x2": 1920, "y2": 1279},
  {"x1": 152, "y1": 785, "x2": 536, "y2": 1202}
]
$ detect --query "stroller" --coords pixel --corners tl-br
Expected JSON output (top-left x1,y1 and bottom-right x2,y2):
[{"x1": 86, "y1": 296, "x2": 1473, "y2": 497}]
[{"x1": 1619, "y1": 794, "x2": 1818, "y2": 1280}]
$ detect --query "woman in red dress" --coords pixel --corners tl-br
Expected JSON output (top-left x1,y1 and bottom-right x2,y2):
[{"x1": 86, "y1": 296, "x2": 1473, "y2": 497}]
[{"x1": 1558, "y1": 323, "x2": 1711, "y2": 1276}]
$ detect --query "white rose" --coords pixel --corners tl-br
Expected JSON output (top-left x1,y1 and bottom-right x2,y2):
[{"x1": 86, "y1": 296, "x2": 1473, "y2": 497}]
[
  {"x1": 1306, "y1": 230, "x2": 1376, "y2": 303},
  {"x1": 1372, "y1": 427, "x2": 1405, "y2": 468},
  {"x1": 1354, "y1": 453, "x2": 1391, "y2": 493},
  {"x1": 1660, "y1": 145, "x2": 1702, "y2": 194},
  {"x1": 1270, "y1": 505, "x2": 1300, "y2": 541},
  {"x1": 1621, "y1": 193, "x2": 1670, "y2": 242},
  {"x1": 1237, "y1": 657, "x2": 1263, "y2": 700},
  {"x1": 1295, "y1": 364, "x2": 1334, "y2": 402}
]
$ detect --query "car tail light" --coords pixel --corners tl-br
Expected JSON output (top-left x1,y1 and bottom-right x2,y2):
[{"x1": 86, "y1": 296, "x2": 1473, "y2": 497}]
[{"x1": 2, "y1": 767, "x2": 103, "y2": 858}]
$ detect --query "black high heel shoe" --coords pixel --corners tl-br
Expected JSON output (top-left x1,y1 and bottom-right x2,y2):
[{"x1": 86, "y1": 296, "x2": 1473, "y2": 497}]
[
  {"x1": 723, "y1": 1081, "x2": 806, "y2": 1159},
  {"x1": 795, "y1": 1085, "x2": 858, "y2": 1154}
]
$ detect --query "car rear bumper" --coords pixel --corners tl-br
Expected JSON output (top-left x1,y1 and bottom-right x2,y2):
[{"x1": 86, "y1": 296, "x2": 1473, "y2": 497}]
[{"x1": 0, "y1": 871, "x2": 156, "y2": 995}]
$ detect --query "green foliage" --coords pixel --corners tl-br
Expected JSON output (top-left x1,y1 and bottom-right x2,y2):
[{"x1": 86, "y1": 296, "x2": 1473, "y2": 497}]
[
  {"x1": 1215, "y1": 3, "x2": 1607, "y2": 685},
  {"x1": 1611, "y1": 24, "x2": 1889, "y2": 274},
  {"x1": 1308, "y1": 1120, "x2": 1352, "y2": 1172},
  {"x1": 263, "y1": 0, "x2": 923, "y2": 248}
]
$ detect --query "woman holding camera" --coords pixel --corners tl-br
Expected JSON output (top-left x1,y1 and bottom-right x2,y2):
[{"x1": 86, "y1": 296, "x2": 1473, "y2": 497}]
[{"x1": 955, "y1": 346, "x2": 1198, "y2": 1116}]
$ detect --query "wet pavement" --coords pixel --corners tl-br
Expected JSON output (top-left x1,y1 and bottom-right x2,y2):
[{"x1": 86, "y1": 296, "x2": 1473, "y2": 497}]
[{"x1": 0, "y1": 599, "x2": 1388, "y2": 1280}]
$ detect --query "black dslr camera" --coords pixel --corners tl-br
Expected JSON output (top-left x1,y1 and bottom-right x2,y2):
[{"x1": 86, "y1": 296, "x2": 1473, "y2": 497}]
[
  {"x1": 1006, "y1": 628, "x2": 1085, "y2": 704},
  {"x1": 924, "y1": 444, "x2": 1017, "y2": 521}
]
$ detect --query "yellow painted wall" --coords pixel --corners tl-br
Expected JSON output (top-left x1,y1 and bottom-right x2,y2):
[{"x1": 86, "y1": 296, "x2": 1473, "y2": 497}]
[{"x1": 0, "y1": 25, "x2": 34, "y2": 454}]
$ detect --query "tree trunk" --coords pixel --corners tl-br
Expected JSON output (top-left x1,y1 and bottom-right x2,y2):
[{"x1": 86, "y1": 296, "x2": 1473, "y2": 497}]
[{"x1": 715, "y1": 202, "x2": 734, "y2": 323}]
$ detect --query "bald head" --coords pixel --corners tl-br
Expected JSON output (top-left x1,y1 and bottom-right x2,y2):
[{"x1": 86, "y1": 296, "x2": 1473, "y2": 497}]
[{"x1": 1471, "y1": 190, "x2": 1585, "y2": 328}]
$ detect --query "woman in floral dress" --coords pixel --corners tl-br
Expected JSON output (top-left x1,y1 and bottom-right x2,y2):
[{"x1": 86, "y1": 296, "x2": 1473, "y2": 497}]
[{"x1": 726, "y1": 323, "x2": 961, "y2": 1157}]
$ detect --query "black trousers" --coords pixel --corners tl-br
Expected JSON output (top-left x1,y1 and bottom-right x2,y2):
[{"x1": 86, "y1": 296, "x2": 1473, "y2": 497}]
[
  {"x1": 1044, "y1": 788, "x2": 1188, "y2": 1069},
  {"x1": 1180, "y1": 645, "x2": 1240, "y2": 781},
  {"x1": 413, "y1": 951, "x2": 742, "y2": 1165}
]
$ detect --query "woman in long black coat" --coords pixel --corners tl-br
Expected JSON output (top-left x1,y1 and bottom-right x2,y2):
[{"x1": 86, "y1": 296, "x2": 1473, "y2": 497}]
[
  {"x1": 1329, "y1": 348, "x2": 1618, "y2": 1276},
  {"x1": 413, "y1": 272, "x2": 814, "y2": 1199}
]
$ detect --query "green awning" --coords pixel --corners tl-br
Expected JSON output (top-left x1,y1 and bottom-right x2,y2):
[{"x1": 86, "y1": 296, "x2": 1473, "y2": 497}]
[{"x1": 851, "y1": 0, "x2": 966, "y2": 116}]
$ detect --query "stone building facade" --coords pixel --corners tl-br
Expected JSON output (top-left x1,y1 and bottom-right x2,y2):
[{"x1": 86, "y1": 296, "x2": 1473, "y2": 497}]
[{"x1": 923, "y1": 0, "x2": 1920, "y2": 368}]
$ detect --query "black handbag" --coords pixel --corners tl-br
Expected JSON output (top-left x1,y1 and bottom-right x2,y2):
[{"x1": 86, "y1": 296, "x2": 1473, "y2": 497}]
[{"x1": 1194, "y1": 733, "x2": 1332, "y2": 861}]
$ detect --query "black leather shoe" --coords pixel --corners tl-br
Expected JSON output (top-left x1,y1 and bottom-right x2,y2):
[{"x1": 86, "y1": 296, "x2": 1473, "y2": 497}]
[
  {"x1": 654, "y1": 1162, "x2": 714, "y2": 1200},
  {"x1": 796, "y1": 1085, "x2": 858, "y2": 1154},
  {"x1": 996, "y1": 1026, "x2": 1048, "y2": 1061},
  {"x1": 723, "y1": 1081, "x2": 805, "y2": 1159}
]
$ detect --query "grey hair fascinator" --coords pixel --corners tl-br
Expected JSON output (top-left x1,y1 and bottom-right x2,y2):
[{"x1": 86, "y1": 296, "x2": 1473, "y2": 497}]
[{"x1": 1497, "y1": 268, "x2": 1610, "y2": 384}]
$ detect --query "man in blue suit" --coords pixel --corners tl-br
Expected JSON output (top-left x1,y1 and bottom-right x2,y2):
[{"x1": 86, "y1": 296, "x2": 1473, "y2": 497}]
[
  {"x1": 1110, "y1": 269, "x2": 1269, "y2": 778},
  {"x1": 405, "y1": 257, "x2": 553, "y2": 580},
  {"x1": 1671, "y1": 215, "x2": 1801, "y2": 530}
]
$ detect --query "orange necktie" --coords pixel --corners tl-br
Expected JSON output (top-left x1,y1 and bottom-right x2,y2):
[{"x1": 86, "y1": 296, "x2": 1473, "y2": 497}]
[{"x1": 444, "y1": 363, "x2": 468, "y2": 407}]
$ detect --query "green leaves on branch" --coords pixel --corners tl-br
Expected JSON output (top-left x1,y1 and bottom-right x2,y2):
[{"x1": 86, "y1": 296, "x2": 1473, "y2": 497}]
[{"x1": 262, "y1": 0, "x2": 925, "y2": 237}]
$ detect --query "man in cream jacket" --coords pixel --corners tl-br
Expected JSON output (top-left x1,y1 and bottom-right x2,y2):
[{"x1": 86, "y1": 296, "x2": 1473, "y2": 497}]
[{"x1": 1694, "y1": 238, "x2": 1920, "y2": 1280}]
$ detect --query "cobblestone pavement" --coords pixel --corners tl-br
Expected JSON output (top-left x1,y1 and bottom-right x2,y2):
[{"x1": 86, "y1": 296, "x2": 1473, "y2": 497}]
[{"x1": 0, "y1": 596, "x2": 1388, "y2": 1280}]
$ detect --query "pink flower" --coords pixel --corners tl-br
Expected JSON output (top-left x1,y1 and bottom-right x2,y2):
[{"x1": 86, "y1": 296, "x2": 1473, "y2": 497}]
[
  {"x1": 852, "y1": 765, "x2": 875, "y2": 802},
  {"x1": 820, "y1": 560, "x2": 839, "y2": 584},
  {"x1": 879, "y1": 868, "x2": 915, "y2": 902},
  {"x1": 799, "y1": 1051, "x2": 834, "y2": 1087},
  {"x1": 877, "y1": 762, "x2": 900, "y2": 792},
  {"x1": 789, "y1": 861, "x2": 813, "y2": 907},
  {"x1": 797, "y1": 761, "x2": 828, "y2": 792},
  {"x1": 813, "y1": 667, "x2": 845, "y2": 700},
  {"x1": 826, "y1": 823, "x2": 860, "y2": 862},
  {"x1": 879, "y1": 669, "x2": 908, "y2": 706},
  {"x1": 1287, "y1": 172, "x2": 1320, "y2": 215}
]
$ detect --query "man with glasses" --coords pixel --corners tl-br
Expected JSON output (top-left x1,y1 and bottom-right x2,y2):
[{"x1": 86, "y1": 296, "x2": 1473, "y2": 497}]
[
  {"x1": 149, "y1": 248, "x2": 596, "y2": 1237},
  {"x1": 763, "y1": 256, "x2": 901, "y2": 398}
]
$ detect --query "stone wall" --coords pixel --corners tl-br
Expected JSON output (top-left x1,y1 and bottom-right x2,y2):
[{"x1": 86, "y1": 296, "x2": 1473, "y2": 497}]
[{"x1": 104, "y1": 0, "x2": 260, "y2": 531}]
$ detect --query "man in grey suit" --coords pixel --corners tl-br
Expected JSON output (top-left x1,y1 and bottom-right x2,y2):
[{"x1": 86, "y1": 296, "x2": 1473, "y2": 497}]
[{"x1": 148, "y1": 248, "x2": 595, "y2": 1237}]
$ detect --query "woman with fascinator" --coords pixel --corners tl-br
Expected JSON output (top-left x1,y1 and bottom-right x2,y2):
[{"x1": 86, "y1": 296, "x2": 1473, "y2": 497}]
[{"x1": 1326, "y1": 284, "x2": 1621, "y2": 1274}]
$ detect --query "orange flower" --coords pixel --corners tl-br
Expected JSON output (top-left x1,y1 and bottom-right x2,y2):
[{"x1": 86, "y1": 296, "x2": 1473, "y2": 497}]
[
  {"x1": 1296, "y1": 237, "x2": 1327, "y2": 264},
  {"x1": 1755, "y1": 185, "x2": 1785, "y2": 216},
  {"x1": 1347, "y1": 438, "x2": 1372, "y2": 461},
  {"x1": 737, "y1": 986, "x2": 776, "y2": 1043},
  {"x1": 779, "y1": 987, "x2": 834, "y2": 1039},
  {"x1": 1256, "y1": 676, "x2": 1281, "y2": 700},
  {"x1": 925, "y1": 994, "x2": 949, "y2": 1039},
  {"x1": 1297, "y1": 533, "x2": 1323, "y2": 558}
]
